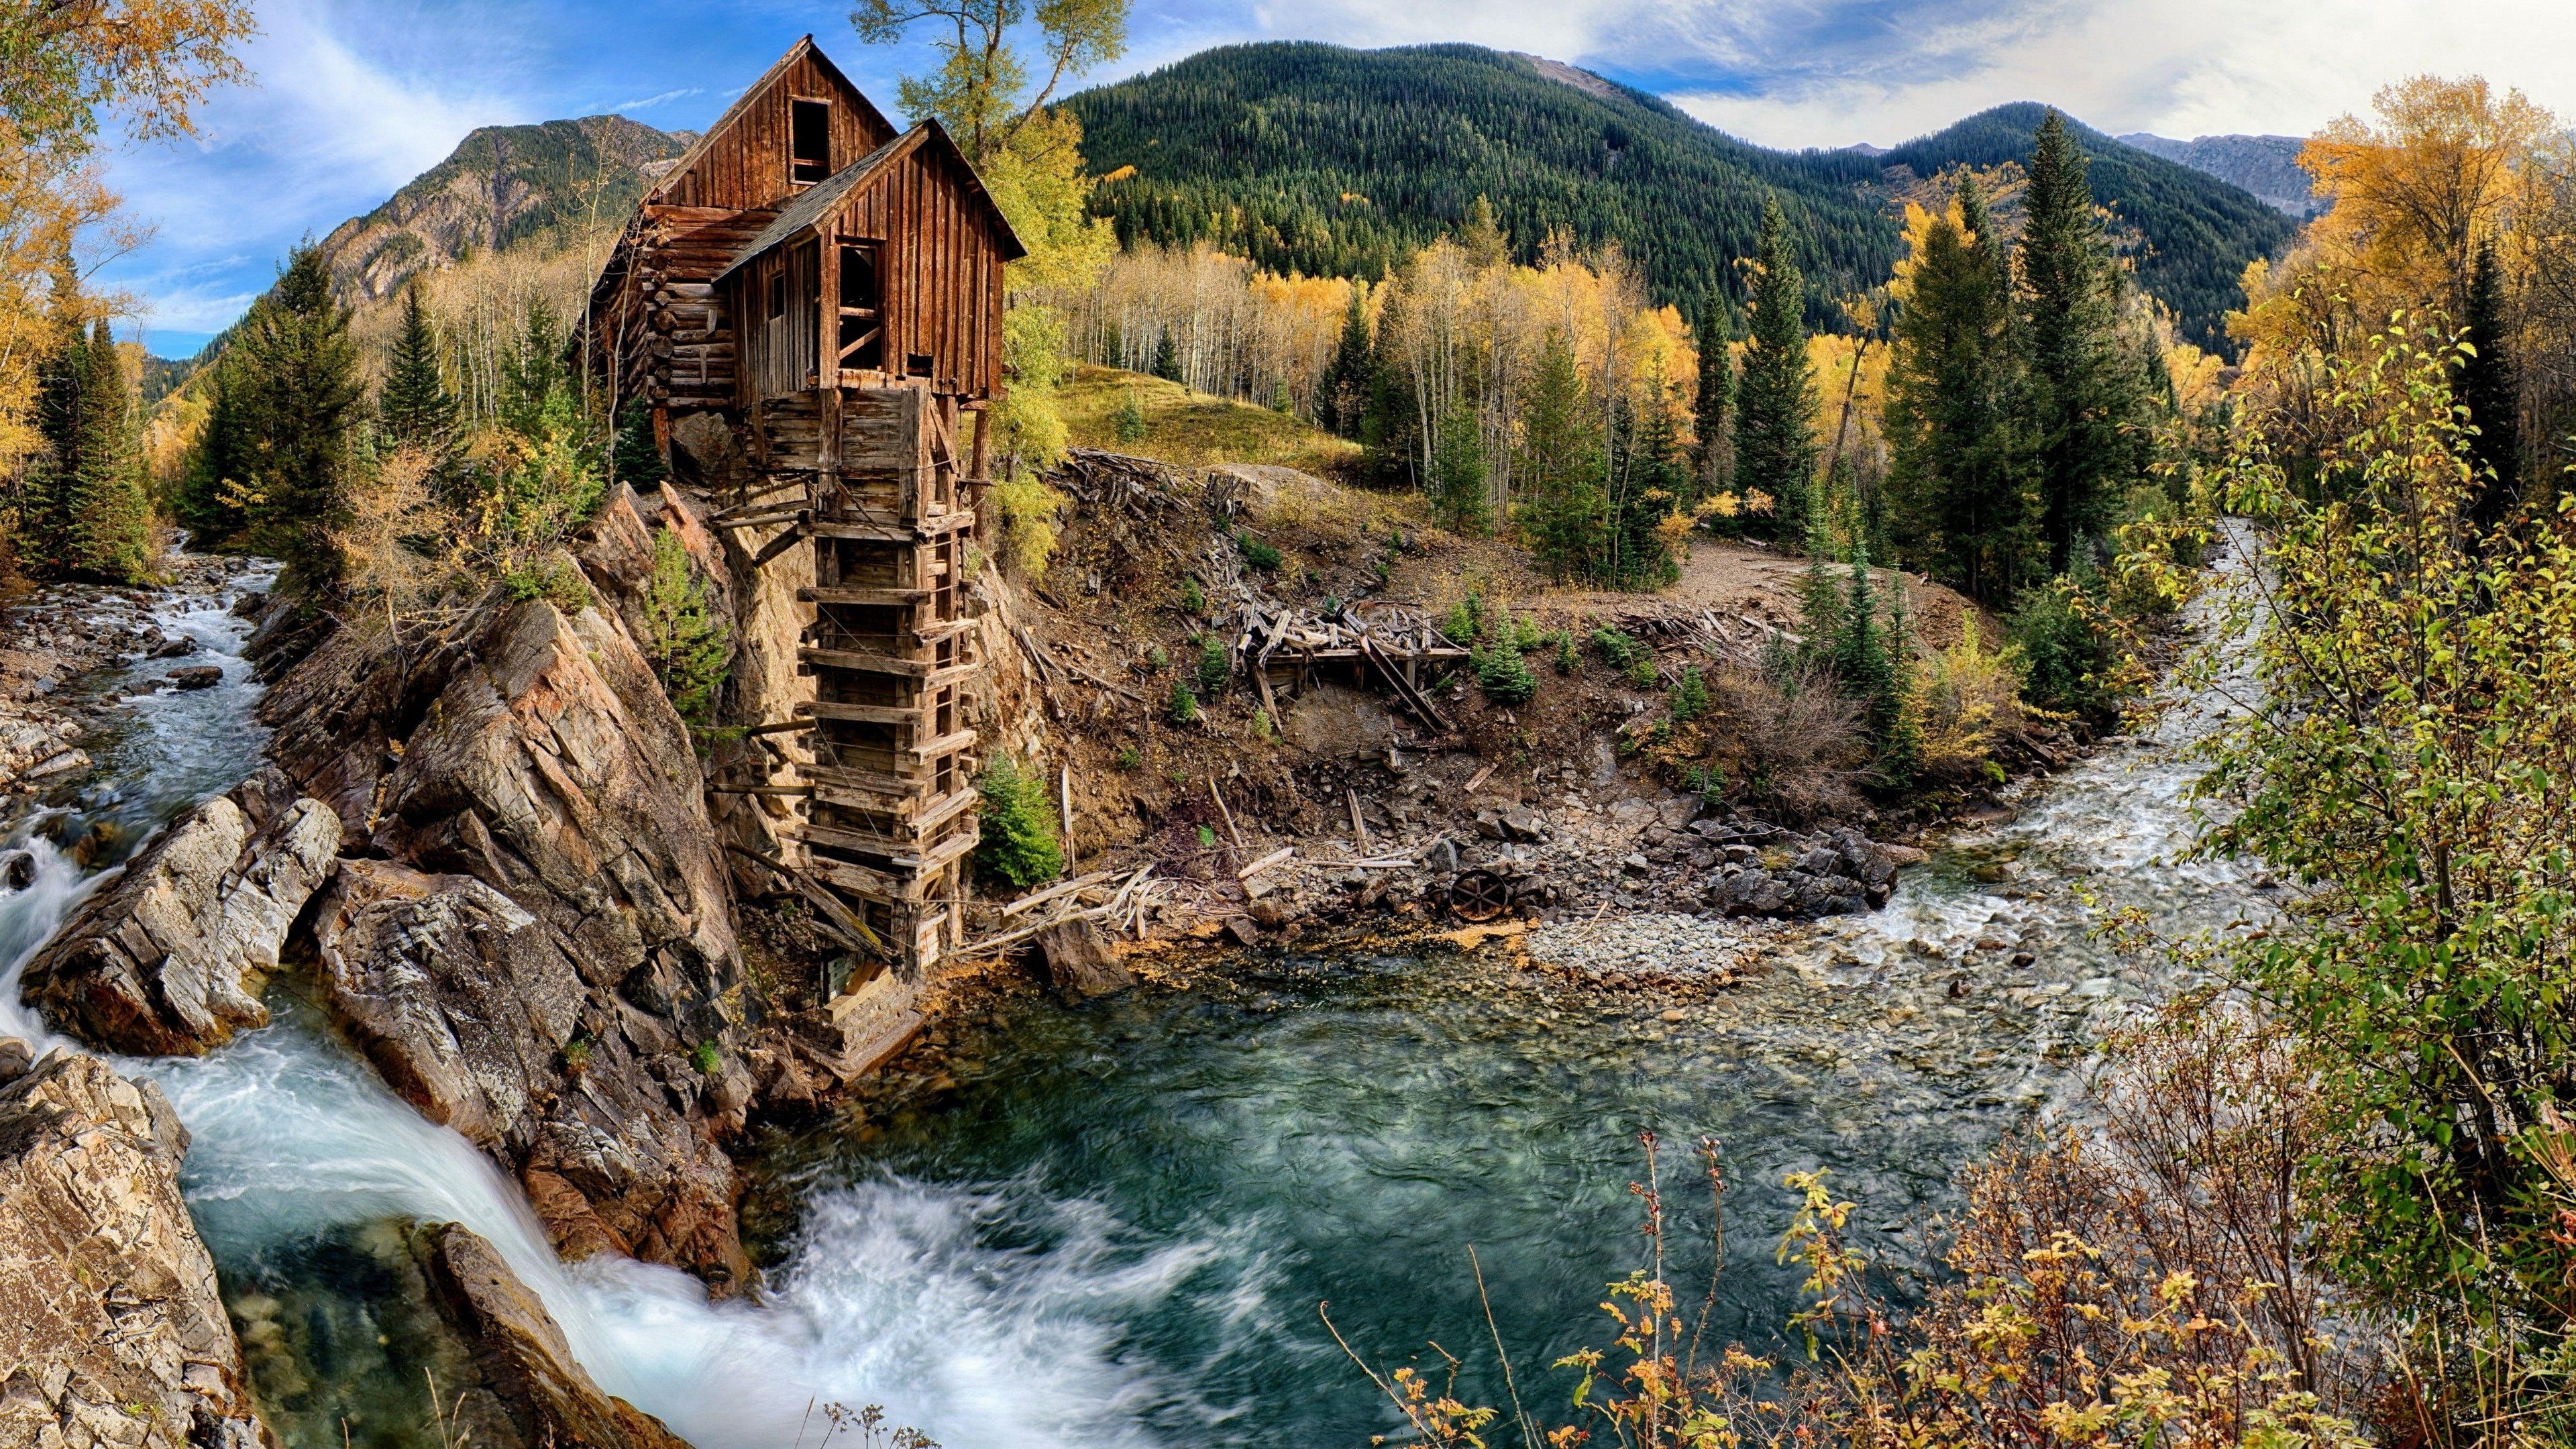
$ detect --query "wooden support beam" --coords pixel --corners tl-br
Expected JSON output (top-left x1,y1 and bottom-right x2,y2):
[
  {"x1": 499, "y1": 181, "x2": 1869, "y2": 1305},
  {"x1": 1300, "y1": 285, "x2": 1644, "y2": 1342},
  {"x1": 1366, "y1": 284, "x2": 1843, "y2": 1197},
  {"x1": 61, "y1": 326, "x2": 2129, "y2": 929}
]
[
  {"x1": 739, "y1": 718, "x2": 815, "y2": 738},
  {"x1": 751, "y1": 519, "x2": 809, "y2": 570},
  {"x1": 1207, "y1": 774, "x2": 1244, "y2": 850}
]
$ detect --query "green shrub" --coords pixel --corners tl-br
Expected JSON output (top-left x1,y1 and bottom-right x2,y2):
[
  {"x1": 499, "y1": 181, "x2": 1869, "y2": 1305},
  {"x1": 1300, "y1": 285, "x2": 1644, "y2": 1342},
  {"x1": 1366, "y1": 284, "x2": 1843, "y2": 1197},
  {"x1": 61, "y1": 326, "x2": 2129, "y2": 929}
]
[
  {"x1": 1443, "y1": 594, "x2": 1485, "y2": 646},
  {"x1": 2011, "y1": 572, "x2": 2116, "y2": 717},
  {"x1": 1589, "y1": 627, "x2": 1640, "y2": 669},
  {"x1": 505, "y1": 555, "x2": 594, "y2": 613},
  {"x1": 1112, "y1": 386, "x2": 1148, "y2": 443},
  {"x1": 974, "y1": 757, "x2": 1064, "y2": 888},
  {"x1": 562, "y1": 1037, "x2": 593, "y2": 1075},
  {"x1": 1180, "y1": 576, "x2": 1204, "y2": 614},
  {"x1": 1683, "y1": 762, "x2": 1727, "y2": 806},
  {"x1": 1668, "y1": 665, "x2": 1709, "y2": 724},
  {"x1": 1197, "y1": 635, "x2": 1230, "y2": 697},
  {"x1": 1114, "y1": 745, "x2": 1142, "y2": 770},
  {"x1": 691, "y1": 1041, "x2": 721, "y2": 1076},
  {"x1": 1511, "y1": 612, "x2": 1545, "y2": 651},
  {"x1": 1626, "y1": 653, "x2": 1659, "y2": 690},
  {"x1": 1554, "y1": 631, "x2": 1580, "y2": 675},
  {"x1": 1167, "y1": 677, "x2": 1200, "y2": 724},
  {"x1": 1146, "y1": 643, "x2": 1169, "y2": 673},
  {"x1": 1197, "y1": 824, "x2": 1218, "y2": 849},
  {"x1": 1474, "y1": 637, "x2": 1537, "y2": 705},
  {"x1": 639, "y1": 529, "x2": 733, "y2": 724},
  {"x1": 1236, "y1": 531, "x2": 1283, "y2": 571},
  {"x1": 1252, "y1": 708, "x2": 1274, "y2": 742}
]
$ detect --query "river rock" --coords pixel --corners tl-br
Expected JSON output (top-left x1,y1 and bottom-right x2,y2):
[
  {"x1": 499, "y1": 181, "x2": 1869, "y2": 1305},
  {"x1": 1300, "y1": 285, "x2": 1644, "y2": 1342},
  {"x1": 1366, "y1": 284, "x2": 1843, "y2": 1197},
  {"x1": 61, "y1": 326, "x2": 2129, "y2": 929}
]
[
  {"x1": 1036, "y1": 917, "x2": 1134, "y2": 1002},
  {"x1": 0, "y1": 1051, "x2": 272, "y2": 1449},
  {"x1": 419, "y1": 1223, "x2": 689, "y2": 1449},
  {"x1": 21, "y1": 770, "x2": 342, "y2": 1055},
  {"x1": 164, "y1": 665, "x2": 222, "y2": 691},
  {"x1": 259, "y1": 576, "x2": 752, "y2": 1287}
]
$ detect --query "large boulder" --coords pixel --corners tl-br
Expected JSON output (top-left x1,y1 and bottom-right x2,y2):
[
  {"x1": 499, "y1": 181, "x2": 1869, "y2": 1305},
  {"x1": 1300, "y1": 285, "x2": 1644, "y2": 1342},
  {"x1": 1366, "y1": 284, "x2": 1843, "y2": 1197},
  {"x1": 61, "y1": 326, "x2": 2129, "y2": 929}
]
[
  {"x1": 259, "y1": 579, "x2": 751, "y2": 1287},
  {"x1": 313, "y1": 860, "x2": 748, "y2": 1284},
  {"x1": 418, "y1": 1224, "x2": 690, "y2": 1449},
  {"x1": 0, "y1": 1049, "x2": 271, "y2": 1449},
  {"x1": 21, "y1": 769, "x2": 341, "y2": 1055}
]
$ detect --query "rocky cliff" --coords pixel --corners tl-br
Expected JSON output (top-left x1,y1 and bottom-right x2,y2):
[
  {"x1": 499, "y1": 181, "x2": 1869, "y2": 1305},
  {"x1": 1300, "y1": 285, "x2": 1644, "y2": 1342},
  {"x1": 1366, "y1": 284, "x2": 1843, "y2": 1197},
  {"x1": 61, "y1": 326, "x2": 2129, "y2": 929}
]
[
  {"x1": 2116, "y1": 131, "x2": 2324, "y2": 218},
  {"x1": 254, "y1": 568, "x2": 755, "y2": 1287},
  {"x1": 0, "y1": 1049, "x2": 270, "y2": 1449},
  {"x1": 315, "y1": 116, "x2": 691, "y2": 305}
]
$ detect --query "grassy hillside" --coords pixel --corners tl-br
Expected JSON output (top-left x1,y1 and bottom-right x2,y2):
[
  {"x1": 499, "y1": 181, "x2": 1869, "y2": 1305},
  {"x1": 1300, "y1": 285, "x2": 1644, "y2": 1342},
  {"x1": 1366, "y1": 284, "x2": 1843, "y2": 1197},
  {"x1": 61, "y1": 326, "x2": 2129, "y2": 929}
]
[
  {"x1": 1065, "y1": 44, "x2": 2294, "y2": 351},
  {"x1": 1061, "y1": 364, "x2": 1362, "y2": 475}
]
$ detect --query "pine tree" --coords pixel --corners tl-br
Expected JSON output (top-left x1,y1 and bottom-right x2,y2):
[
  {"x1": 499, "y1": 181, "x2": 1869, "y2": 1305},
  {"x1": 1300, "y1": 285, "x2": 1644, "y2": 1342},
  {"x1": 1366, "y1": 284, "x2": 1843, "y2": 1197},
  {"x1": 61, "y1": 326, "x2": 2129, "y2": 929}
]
[
  {"x1": 2020, "y1": 113, "x2": 2145, "y2": 577},
  {"x1": 613, "y1": 400, "x2": 669, "y2": 488},
  {"x1": 1151, "y1": 327, "x2": 1182, "y2": 384},
  {"x1": 1732, "y1": 195, "x2": 1819, "y2": 545},
  {"x1": 64, "y1": 319, "x2": 150, "y2": 583},
  {"x1": 1515, "y1": 329, "x2": 1604, "y2": 580},
  {"x1": 1690, "y1": 295, "x2": 1732, "y2": 508},
  {"x1": 174, "y1": 358, "x2": 251, "y2": 545},
  {"x1": 1884, "y1": 174, "x2": 2033, "y2": 604},
  {"x1": 233, "y1": 244, "x2": 364, "y2": 590},
  {"x1": 2459, "y1": 237, "x2": 2522, "y2": 535},
  {"x1": 1609, "y1": 383, "x2": 1683, "y2": 586},
  {"x1": 1320, "y1": 289, "x2": 1371, "y2": 437},
  {"x1": 1429, "y1": 400, "x2": 1488, "y2": 532},
  {"x1": 21, "y1": 253, "x2": 91, "y2": 572},
  {"x1": 1359, "y1": 285, "x2": 1417, "y2": 486},
  {"x1": 1459, "y1": 194, "x2": 1507, "y2": 270},
  {"x1": 378, "y1": 284, "x2": 458, "y2": 453}
]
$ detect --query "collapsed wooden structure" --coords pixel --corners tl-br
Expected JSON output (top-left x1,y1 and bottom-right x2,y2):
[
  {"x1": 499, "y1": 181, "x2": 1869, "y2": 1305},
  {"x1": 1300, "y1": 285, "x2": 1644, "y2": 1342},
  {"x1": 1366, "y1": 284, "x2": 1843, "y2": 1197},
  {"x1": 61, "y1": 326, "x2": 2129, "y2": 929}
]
[{"x1": 586, "y1": 36, "x2": 1020, "y2": 979}]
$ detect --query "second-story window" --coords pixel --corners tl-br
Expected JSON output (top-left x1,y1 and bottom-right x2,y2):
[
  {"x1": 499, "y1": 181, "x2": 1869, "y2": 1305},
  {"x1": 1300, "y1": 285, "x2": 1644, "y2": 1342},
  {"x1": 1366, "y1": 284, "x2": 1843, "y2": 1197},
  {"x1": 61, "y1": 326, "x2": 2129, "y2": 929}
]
[{"x1": 791, "y1": 98, "x2": 831, "y2": 184}]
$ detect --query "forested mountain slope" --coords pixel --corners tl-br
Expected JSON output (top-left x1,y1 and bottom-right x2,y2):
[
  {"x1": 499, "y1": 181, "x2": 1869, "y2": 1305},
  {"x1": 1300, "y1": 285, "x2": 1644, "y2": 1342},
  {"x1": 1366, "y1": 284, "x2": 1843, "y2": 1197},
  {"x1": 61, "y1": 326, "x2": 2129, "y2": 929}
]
[{"x1": 1065, "y1": 45, "x2": 2295, "y2": 350}]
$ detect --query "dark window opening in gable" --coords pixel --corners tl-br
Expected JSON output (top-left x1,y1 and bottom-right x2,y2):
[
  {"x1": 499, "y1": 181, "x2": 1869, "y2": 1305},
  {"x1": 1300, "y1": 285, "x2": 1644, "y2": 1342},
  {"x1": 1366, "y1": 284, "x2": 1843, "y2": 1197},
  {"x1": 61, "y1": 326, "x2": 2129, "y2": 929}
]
[
  {"x1": 837, "y1": 242, "x2": 882, "y2": 370},
  {"x1": 791, "y1": 98, "x2": 832, "y2": 184}
]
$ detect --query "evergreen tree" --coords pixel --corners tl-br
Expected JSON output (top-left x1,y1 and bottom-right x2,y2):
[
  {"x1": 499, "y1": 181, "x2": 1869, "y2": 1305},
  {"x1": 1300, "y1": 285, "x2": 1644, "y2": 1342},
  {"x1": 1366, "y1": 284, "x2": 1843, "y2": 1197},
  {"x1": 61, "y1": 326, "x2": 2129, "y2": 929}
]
[
  {"x1": 1428, "y1": 400, "x2": 1488, "y2": 532},
  {"x1": 20, "y1": 253, "x2": 91, "y2": 571},
  {"x1": 1608, "y1": 383, "x2": 1682, "y2": 586},
  {"x1": 1359, "y1": 285, "x2": 1417, "y2": 486},
  {"x1": 1884, "y1": 174, "x2": 2033, "y2": 604},
  {"x1": 1150, "y1": 327, "x2": 1182, "y2": 384},
  {"x1": 1515, "y1": 329, "x2": 1603, "y2": 580},
  {"x1": 1690, "y1": 295, "x2": 1732, "y2": 507},
  {"x1": 2459, "y1": 237, "x2": 2522, "y2": 534},
  {"x1": 612, "y1": 399, "x2": 669, "y2": 488},
  {"x1": 1732, "y1": 195, "x2": 1819, "y2": 544},
  {"x1": 233, "y1": 244, "x2": 364, "y2": 590},
  {"x1": 1459, "y1": 194, "x2": 1507, "y2": 270},
  {"x1": 64, "y1": 319, "x2": 150, "y2": 583},
  {"x1": 2020, "y1": 113, "x2": 2147, "y2": 576},
  {"x1": 173, "y1": 358, "x2": 250, "y2": 545},
  {"x1": 1320, "y1": 289, "x2": 1371, "y2": 437},
  {"x1": 378, "y1": 284, "x2": 458, "y2": 453}
]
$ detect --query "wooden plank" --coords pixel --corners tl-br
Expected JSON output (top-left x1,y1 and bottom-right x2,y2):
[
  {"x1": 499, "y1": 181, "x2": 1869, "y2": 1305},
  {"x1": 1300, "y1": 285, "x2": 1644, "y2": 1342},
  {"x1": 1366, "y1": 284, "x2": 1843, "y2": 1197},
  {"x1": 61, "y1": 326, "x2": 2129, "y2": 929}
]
[
  {"x1": 806, "y1": 700, "x2": 929, "y2": 726},
  {"x1": 1238, "y1": 846, "x2": 1294, "y2": 881},
  {"x1": 800, "y1": 585, "x2": 930, "y2": 605}
]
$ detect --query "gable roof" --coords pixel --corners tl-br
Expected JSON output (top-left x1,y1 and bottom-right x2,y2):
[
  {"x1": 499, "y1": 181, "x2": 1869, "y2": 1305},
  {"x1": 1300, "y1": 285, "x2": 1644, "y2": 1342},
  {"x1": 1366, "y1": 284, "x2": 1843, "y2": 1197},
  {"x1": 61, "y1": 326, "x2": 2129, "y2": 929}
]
[
  {"x1": 715, "y1": 120, "x2": 1029, "y2": 282},
  {"x1": 643, "y1": 35, "x2": 896, "y2": 208}
]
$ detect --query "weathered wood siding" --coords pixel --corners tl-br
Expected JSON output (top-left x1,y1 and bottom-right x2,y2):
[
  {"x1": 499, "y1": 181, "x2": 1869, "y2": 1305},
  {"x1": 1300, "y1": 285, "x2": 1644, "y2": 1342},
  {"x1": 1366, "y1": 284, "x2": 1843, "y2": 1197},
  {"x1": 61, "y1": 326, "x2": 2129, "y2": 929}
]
[
  {"x1": 647, "y1": 44, "x2": 896, "y2": 213},
  {"x1": 832, "y1": 140, "x2": 1010, "y2": 400}
]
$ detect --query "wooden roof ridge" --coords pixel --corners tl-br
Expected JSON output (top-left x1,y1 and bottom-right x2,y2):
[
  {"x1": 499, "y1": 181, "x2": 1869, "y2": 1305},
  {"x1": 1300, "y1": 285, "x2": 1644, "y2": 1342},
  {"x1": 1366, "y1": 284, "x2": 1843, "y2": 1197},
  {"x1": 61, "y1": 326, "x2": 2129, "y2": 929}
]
[
  {"x1": 643, "y1": 35, "x2": 898, "y2": 207},
  {"x1": 715, "y1": 118, "x2": 1028, "y2": 281}
]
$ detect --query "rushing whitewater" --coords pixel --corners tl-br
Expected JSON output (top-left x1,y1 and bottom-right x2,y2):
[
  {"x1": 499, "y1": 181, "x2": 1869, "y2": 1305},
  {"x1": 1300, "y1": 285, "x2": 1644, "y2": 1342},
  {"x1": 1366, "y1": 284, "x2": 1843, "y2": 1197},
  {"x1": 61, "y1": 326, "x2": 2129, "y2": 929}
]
[{"x1": 0, "y1": 532, "x2": 2267, "y2": 1449}]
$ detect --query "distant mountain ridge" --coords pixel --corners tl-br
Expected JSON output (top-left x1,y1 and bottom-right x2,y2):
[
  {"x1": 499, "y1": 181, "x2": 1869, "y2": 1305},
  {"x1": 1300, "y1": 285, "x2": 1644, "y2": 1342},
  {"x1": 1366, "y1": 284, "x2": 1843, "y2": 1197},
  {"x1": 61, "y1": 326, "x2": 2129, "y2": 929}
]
[
  {"x1": 2117, "y1": 133, "x2": 2323, "y2": 218},
  {"x1": 1063, "y1": 44, "x2": 2298, "y2": 352},
  {"x1": 312, "y1": 114, "x2": 693, "y2": 305}
]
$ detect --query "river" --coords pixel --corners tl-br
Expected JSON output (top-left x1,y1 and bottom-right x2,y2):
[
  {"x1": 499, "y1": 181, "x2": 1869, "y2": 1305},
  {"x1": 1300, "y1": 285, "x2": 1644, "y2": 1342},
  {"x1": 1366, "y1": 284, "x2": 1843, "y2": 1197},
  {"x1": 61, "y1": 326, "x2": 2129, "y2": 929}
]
[{"x1": 0, "y1": 541, "x2": 2263, "y2": 1449}]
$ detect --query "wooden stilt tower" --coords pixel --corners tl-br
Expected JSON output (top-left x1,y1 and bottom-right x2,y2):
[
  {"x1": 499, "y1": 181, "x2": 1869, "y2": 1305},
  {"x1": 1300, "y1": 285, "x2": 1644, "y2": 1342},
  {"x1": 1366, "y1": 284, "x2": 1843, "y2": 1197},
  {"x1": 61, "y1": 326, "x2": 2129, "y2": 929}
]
[{"x1": 586, "y1": 37, "x2": 1020, "y2": 981}]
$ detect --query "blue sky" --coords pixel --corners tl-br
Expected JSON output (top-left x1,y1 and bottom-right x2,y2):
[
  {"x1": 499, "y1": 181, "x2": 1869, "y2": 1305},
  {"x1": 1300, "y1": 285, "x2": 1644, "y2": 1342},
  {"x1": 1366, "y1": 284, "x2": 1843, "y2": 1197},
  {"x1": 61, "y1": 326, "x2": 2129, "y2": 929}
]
[{"x1": 98, "y1": 0, "x2": 2576, "y2": 358}]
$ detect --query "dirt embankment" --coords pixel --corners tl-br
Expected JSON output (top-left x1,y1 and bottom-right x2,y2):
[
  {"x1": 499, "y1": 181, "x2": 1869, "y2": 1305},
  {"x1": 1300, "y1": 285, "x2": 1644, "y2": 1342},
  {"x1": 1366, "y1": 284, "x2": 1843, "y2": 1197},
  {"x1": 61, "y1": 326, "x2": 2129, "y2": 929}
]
[{"x1": 947, "y1": 451, "x2": 2047, "y2": 993}]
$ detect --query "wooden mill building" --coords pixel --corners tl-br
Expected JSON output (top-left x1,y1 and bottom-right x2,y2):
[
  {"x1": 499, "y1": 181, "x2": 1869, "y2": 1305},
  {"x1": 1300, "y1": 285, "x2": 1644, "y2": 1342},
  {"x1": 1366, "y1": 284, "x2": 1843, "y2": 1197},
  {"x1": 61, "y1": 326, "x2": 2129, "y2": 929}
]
[{"x1": 586, "y1": 37, "x2": 1021, "y2": 979}]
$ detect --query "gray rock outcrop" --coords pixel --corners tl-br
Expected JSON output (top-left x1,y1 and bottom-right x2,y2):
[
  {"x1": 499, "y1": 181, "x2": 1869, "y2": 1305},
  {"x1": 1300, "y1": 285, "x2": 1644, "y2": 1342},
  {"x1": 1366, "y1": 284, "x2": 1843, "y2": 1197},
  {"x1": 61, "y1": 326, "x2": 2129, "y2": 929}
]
[
  {"x1": 417, "y1": 1223, "x2": 690, "y2": 1449},
  {"x1": 21, "y1": 769, "x2": 341, "y2": 1055},
  {"x1": 258, "y1": 578, "x2": 752, "y2": 1287},
  {"x1": 0, "y1": 1049, "x2": 271, "y2": 1449}
]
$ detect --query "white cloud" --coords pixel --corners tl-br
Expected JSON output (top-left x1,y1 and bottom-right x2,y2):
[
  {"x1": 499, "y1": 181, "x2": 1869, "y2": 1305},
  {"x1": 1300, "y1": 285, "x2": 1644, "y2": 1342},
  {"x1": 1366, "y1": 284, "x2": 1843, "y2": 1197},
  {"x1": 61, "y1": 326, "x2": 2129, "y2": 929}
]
[
  {"x1": 1667, "y1": 0, "x2": 2576, "y2": 149},
  {"x1": 616, "y1": 86, "x2": 705, "y2": 113}
]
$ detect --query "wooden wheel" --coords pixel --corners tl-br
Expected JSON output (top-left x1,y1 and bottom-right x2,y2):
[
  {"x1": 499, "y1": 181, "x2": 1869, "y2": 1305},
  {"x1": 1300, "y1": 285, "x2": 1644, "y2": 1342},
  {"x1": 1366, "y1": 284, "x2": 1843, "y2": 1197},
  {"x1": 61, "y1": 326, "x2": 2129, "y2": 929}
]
[{"x1": 1448, "y1": 868, "x2": 1513, "y2": 922}]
